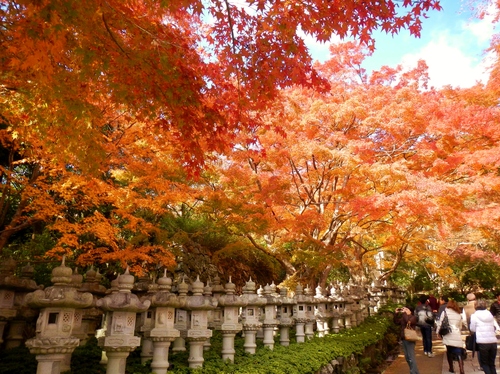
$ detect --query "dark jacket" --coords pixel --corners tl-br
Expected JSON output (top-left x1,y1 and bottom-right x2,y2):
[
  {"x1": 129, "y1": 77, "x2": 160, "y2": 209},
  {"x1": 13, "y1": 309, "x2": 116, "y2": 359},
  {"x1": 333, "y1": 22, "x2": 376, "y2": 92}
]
[
  {"x1": 490, "y1": 301, "x2": 500, "y2": 319},
  {"x1": 394, "y1": 311, "x2": 418, "y2": 341}
]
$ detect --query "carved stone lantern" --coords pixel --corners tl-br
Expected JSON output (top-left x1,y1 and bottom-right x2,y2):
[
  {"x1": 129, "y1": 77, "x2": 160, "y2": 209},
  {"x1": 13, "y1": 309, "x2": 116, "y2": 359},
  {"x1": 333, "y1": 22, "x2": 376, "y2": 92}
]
[
  {"x1": 261, "y1": 284, "x2": 280, "y2": 350},
  {"x1": 172, "y1": 278, "x2": 189, "y2": 353},
  {"x1": 1, "y1": 260, "x2": 39, "y2": 349},
  {"x1": 328, "y1": 283, "x2": 345, "y2": 334},
  {"x1": 24, "y1": 258, "x2": 93, "y2": 374},
  {"x1": 396, "y1": 287, "x2": 406, "y2": 305},
  {"x1": 136, "y1": 277, "x2": 157, "y2": 364},
  {"x1": 217, "y1": 276, "x2": 246, "y2": 362},
  {"x1": 378, "y1": 280, "x2": 390, "y2": 307},
  {"x1": 292, "y1": 284, "x2": 307, "y2": 343},
  {"x1": 314, "y1": 284, "x2": 330, "y2": 337},
  {"x1": 368, "y1": 280, "x2": 382, "y2": 315},
  {"x1": 203, "y1": 280, "x2": 214, "y2": 352},
  {"x1": 239, "y1": 278, "x2": 266, "y2": 354},
  {"x1": 0, "y1": 258, "x2": 20, "y2": 347},
  {"x1": 347, "y1": 282, "x2": 363, "y2": 327},
  {"x1": 78, "y1": 267, "x2": 107, "y2": 344},
  {"x1": 340, "y1": 284, "x2": 354, "y2": 330},
  {"x1": 142, "y1": 270, "x2": 184, "y2": 374},
  {"x1": 303, "y1": 285, "x2": 316, "y2": 340},
  {"x1": 183, "y1": 275, "x2": 218, "y2": 369},
  {"x1": 96, "y1": 268, "x2": 151, "y2": 374},
  {"x1": 277, "y1": 287, "x2": 295, "y2": 346},
  {"x1": 209, "y1": 276, "x2": 226, "y2": 332}
]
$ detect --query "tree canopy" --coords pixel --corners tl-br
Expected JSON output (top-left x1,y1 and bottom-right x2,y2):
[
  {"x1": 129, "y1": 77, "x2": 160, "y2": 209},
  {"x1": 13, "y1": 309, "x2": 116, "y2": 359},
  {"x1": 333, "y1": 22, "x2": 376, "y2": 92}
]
[{"x1": 2, "y1": 0, "x2": 500, "y2": 292}]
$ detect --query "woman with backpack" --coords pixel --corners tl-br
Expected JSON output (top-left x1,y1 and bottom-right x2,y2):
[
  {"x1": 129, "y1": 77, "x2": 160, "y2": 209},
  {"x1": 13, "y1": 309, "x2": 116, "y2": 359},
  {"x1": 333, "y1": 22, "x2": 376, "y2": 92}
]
[{"x1": 414, "y1": 295, "x2": 435, "y2": 357}]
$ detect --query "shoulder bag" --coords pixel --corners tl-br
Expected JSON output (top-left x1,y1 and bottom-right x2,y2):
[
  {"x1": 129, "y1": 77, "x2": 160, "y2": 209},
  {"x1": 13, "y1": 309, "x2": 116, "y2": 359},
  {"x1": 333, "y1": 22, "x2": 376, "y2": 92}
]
[
  {"x1": 438, "y1": 311, "x2": 451, "y2": 336},
  {"x1": 466, "y1": 332, "x2": 479, "y2": 354},
  {"x1": 404, "y1": 321, "x2": 421, "y2": 342}
]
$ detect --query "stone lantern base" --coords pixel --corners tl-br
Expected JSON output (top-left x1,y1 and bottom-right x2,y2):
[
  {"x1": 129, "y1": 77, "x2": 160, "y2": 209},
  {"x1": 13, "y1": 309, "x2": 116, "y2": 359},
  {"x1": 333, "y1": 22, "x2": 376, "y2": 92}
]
[{"x1": 26, "y1": 337, "x2": 80, "y2": 374}]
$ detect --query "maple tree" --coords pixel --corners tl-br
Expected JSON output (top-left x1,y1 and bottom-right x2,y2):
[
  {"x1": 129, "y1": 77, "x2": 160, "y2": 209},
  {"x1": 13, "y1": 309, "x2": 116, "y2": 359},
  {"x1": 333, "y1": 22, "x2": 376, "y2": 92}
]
[
  {"x1": 202, "y1": 40, "x2": 500, "y2": 288},
  {"x1": 0, "y1": 117, "x2": 193, "y2": 274},
  {"x1": 3, "y1": 0, "x2": 500, "y2": 292},
  {"x1": 1, "y1": 0, "x2": 441, "y2": 172}
]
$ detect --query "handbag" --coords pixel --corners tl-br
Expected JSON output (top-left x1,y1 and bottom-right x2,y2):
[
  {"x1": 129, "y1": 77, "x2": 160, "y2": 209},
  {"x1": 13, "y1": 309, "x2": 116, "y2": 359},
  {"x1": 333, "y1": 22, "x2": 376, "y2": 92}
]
[
  {"x1": 466, "y1": 332, "x2": 479, "y2": 351},
  {"x1": 438, "y1": 311, "x2": 451, "y2": 336},
  {"x1": 404, "y1": 321, "x2": 421, "y2": 342},
  {"x1": 425, "y1": 310, "x2": 435, "y2": 325}
]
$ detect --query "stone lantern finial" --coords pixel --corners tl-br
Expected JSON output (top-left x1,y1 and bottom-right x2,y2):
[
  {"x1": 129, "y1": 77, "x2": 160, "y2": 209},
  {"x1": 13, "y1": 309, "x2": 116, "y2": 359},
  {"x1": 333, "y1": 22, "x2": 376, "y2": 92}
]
[
  {"x1": 224, "y1": 277, "x2": 236, "y2": 295},
  {"x1": 177, "y1": 277, "x2": 189, "y2": 296},
  {"x1": 191, "y1": 276, "x2": 204, "y2": 295},
  {"x1": 157, "y1": 270, "x2": 172, "y2": 292},
  {"x1": 51, "y1": 257, "x2": 73, "y2": 285}
]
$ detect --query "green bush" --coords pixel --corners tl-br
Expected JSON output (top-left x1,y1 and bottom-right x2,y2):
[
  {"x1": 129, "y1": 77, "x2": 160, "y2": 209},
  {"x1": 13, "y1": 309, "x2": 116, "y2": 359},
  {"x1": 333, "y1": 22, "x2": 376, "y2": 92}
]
[{"x1": 0, "y1": 345, "x2": 37, "y2": 374}]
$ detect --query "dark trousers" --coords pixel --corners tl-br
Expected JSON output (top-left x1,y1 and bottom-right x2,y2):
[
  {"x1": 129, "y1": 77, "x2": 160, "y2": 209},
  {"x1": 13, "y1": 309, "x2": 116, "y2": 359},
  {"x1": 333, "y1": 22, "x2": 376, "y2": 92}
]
[
  {"x1": 419, "y1": 324, "x2": 433, "y2": 353},
  {"x1": 478, "y1": 343, "x2": 497, "y2": 374}
]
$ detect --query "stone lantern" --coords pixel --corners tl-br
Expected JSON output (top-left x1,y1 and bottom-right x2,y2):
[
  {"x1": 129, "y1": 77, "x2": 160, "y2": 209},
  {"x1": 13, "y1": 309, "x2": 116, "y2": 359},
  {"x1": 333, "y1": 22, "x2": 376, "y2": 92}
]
[
  {"x1": 209, "y1": 276, "x2": 225, "y2": 332},
  {"x1": 240, "y1": 278, "x2": 266, "y2": 354},
  {"x1": 183, "y1": 275, "x2": 218, "y2": 369},
  {"x1": 276, "y1": 287, "x2": 295, "y2": 346},
  {"x1": 348, "y1": 285, "x2": 360, "y2": 327},
  {"x1": 1, "y1": 260, "x2": 39, "y2": 349},
  {"x1": 24, "y1": 258, "x2": 93, "y2": 374},
  {"x1": 261, "y1": 284, "x2": 280, "y2": 350},
  {"x1": 378, "y1": 280, "x2": 390, "y2": 307},
  {"x1": 292, "y1": 284, "x2": 307, "y2": 343},
  {"x1": 96, "y1": 268, "x2": 151, "y2": 374},
  {"x1": 304, "y1": 285, "x2": 316, "y2": 340},
  {"x1": 340, "y1": 284, "x2": 354, "y2": 330},
  {"x1": 172, "y1": 278, "x2": 189, "y2": 353},
  {"x1": 136, "y1": 277, "x2": 157, "y2": 364},
  {"x1": 78, "y1": 267, "x2": 107, "y2": 344},
  {"x1": 368, "y1": 280, "x2": 382, "y2": 315},
  {"x1": 202, "y1": 280, "x2": 214, "y2": 352},
  {"x1": 217, "y1": 276, "x2": 246, "y2": 362},
  {"x1": 328, "y1": 283, "x2": 345, "y2": 334},
  {"x1": 348, "y1": 282, "x2": 365, "y2": 326},
  {"x1": 396, "y1": 287, "x2": 406, "y2": 305},
  {"x1": 142, "y1": 270, "x2": 184, "y2": 374},
  {"x1": 314, "y1": 284, "x2": 330, "y2": 337},
  {"x1": 0, "y1": 258, "x2": 20, "y2": 346}
]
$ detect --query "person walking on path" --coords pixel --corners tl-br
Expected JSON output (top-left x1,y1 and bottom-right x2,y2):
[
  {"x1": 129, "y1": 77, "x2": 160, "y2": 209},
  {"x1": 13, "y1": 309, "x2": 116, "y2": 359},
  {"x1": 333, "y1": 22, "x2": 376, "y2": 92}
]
[
  {"x1": 490, "y1": 293, "x2": 500, "y2": 326},
  {"x1": 462, "y1": 293, "x2": 481, "y2": 367},
  {"x1": 415, "y1": 295, "x2": 435, "y2": 357},
  {"x1": 428, "y1": 294, "x2": 439, "y2": 314},
  {"x1": 437, "y1": 299, "x2": 466, "y2": 374},
  {"x1": 394, "y1": 306, "x2": 421, "y2": 374},
  {"x1": 462, "y1": 293, "x2": 477, "y2": 329},
  {"x1": 470, "y1": 299, "x2": 500, "y2": 374}
]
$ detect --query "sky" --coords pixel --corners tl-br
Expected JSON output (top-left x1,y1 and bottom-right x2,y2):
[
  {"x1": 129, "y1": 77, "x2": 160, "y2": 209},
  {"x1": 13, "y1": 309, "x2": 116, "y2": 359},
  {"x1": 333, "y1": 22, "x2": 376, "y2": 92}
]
[{"x1": 305, "y1": 0, "x2": 498, "y2": 88}]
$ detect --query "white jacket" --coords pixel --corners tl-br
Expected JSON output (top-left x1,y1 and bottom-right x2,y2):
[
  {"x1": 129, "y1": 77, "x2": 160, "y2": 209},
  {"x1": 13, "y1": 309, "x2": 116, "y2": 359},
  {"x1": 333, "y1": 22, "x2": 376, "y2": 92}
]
[
  {"x1": 436, "y1": 308, "x2": 463, "y2": 348},
  {"x1": 470, "y1": 309, "x2": 500, "y2": 344}
]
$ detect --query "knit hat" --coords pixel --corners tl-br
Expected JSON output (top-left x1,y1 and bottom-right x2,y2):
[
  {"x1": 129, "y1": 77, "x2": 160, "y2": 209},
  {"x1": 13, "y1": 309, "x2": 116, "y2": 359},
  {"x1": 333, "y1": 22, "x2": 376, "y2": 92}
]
[{"x1": 466, "y1": 293, "x2": 476, "y2": 301}]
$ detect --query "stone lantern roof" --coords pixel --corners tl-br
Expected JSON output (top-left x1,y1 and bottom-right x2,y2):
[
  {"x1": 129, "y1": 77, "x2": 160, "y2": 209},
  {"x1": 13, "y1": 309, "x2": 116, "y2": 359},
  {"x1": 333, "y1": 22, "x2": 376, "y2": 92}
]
[{"x1": 24, "y1": 258, "x2": 93, "y2": 310}]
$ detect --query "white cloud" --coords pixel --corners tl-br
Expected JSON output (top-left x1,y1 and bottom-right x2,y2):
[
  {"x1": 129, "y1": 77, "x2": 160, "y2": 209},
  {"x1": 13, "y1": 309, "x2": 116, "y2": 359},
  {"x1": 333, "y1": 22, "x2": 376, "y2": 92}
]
[
  {"x1": 464, "y1": 18, "x2": 496, "y2": 44},
  {"x1": 399, "y1": 35, "x2": 492, "y2": 88},
  {"x1": 397, "y1": 10, "x2": 498, "y2": 90}
]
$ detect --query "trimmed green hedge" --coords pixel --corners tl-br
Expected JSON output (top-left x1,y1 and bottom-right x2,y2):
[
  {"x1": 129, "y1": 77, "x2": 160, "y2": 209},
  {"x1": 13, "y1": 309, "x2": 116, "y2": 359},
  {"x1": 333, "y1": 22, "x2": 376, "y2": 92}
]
[
  {"x1": 0, "y1": 313, "x2": 397, "y2": 374},
  {"x1": 168, "y1": 314, "x2": 396, "y2": 374}
]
